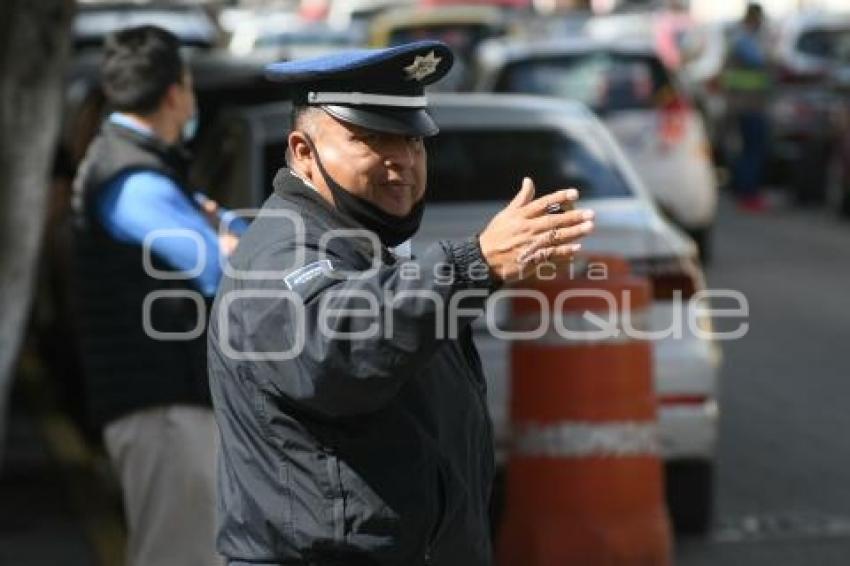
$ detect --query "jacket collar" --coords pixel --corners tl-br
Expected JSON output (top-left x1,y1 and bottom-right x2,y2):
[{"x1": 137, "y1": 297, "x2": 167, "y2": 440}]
[{"x1": 272, "y1": 168, "x2": 399, "y2": 264}]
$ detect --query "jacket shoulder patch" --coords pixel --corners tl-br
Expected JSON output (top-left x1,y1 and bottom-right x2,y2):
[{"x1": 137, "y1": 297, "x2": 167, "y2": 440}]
[{"x1": 283, "y1": 259, "x2": 334, "y2": 291}]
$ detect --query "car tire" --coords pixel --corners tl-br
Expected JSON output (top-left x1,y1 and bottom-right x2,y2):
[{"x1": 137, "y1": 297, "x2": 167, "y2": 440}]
[{"x1": 665, "y1": 459, "x2": 714, "y2": 535}]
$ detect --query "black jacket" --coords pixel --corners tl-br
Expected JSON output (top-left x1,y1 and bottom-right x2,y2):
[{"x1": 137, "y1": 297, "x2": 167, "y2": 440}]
[
  {"x1": 208, "y1": 169, "x2": 497, "y2": 565},
  {"x1": 71, "y1": 120, "x2": 211, "y2": 428}
]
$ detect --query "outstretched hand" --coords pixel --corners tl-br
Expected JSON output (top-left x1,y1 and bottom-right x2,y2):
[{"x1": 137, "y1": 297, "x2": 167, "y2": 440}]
[{"x1": 478, "y1": 177, "x2": 595, "y2": 283}]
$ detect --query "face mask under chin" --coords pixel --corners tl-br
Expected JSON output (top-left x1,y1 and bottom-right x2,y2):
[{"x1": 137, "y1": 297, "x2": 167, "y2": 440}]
[{"x1": 300, "y1": 133, "x2": 425, "y2": 248}]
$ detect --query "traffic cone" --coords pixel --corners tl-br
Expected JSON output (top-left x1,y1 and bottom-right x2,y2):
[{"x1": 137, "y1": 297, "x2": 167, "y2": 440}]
[{"x1": 497, "y1": 256, "x2": 673, "y2": 566}]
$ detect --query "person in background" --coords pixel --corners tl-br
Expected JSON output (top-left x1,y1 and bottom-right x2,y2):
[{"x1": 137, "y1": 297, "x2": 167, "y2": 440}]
[
  {"x1": 70, "y1": 25, "x2": 241, "y2": 566},
  {"x1": 723, "y1": 2, "x2": 773, "y2": 212}
]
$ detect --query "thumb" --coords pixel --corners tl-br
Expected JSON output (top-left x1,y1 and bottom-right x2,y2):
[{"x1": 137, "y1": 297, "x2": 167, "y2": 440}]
[{"x1": 508, "y1": 177, "x2": 536, "y2": 209}]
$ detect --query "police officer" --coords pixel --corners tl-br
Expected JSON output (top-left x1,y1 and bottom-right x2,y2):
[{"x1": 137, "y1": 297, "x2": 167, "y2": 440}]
[
  {"x1": 208, "y1": 41, "x2": 595, "y2": 565},
  {"x1": 71, "y1": 25, "x2": 234, "y2": 566}
]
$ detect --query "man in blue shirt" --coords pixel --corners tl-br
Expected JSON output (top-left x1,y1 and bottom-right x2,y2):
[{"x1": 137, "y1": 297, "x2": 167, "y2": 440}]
[
  {"x1": 95, "y1": 112, "x2": 239, "y2": 296},
  {"x1": 71, "y1": 25, "x2": 237, "y2": 566}
]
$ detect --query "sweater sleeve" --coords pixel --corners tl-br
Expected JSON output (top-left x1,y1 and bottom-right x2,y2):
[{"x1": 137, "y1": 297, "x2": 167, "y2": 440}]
[{"x1": 96, "y1": 171, "x2": 223, "y2": 297}]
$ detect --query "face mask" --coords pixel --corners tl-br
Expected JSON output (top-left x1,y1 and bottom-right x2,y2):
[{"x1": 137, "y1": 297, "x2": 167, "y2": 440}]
[
  {"x1": 302, "y1": 134, "x2": 425, "y2": 248},
  {"x1": 182, "y1": 112, "x2": 199, "y2": 142}
]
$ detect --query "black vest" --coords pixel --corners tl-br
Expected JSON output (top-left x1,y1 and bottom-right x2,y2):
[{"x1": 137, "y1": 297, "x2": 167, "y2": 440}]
[{"x1": 71, "y1": 120, "x2": 211, "y2": 428}]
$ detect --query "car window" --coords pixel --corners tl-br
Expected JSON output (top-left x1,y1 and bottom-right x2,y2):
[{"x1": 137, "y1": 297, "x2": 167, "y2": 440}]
[
  {"x1": 797, "y1": 28, "x2": 850, "y2": 62},
  {"x1": 494, "y1": 52, "x2": 674, "y2": 113},
  {"x1": 424, "y1": 129, "x2": 632, "y2": 202}
]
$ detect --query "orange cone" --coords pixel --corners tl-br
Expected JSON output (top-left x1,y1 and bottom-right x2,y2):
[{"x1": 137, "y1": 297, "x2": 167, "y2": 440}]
[{"x1": 497, "y1": 256, "x2": 673, "y2": 566}]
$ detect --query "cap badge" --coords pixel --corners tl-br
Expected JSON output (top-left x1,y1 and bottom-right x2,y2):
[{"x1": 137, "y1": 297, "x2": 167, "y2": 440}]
[{"x1": 403, "y1": 51, "x2": 442, "y2": 82}]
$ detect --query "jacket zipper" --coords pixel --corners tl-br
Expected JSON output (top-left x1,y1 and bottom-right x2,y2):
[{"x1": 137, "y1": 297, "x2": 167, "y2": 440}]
[{"x1": 323, "y1": 447, "x2": 345, "y2": 543}]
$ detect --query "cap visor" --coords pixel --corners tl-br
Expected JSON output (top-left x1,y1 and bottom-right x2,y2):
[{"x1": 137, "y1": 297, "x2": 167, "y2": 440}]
[{"x1": 322, "y1": 105, "x2": 439, "y2": 137}]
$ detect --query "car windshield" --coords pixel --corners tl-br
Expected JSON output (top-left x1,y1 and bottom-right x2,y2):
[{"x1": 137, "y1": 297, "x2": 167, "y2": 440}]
[
  {"x1": 494, "y1": 52, "x2": 674, "y2": 113},
  {"x1": 797, "y1": 28, "x2": 850, "y2": 63},
  {"x1": 260, "y1": 128, "x2": 632, "y2": 203},
  {"x1": 424, "y1": 129, "x2": 632, "y2": 202}
]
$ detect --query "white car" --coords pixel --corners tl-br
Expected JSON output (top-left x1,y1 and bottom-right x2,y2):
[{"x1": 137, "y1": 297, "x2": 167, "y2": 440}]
[
  {"x1": 228, "y1": 12, "x2": 359, "y2": 61},
  {"x1": 768, "y1": 10, "x2": 850, "y2": 206},
  {"x1": 773, "y1": 10, "x2": 850, "y2": 77},
  {"x1": 194, "y1": 93, "x2": 722, "y2": 534},
  {"x1": 474, "y1": 38, "x2": 719, "y2": 261},
  {"x1": 73, "y1": 2, "x2": 221, "y2": 50}
]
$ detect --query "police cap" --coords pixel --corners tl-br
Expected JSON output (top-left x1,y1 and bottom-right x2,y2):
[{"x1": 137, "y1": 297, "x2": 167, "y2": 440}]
[{"x1": 265, "y1": 40, "x2": 454, "y2": 137}]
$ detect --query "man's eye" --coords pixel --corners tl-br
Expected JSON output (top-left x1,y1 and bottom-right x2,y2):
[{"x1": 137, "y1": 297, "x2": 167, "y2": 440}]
[{"x1": 407, "y1": 136, "x2": 423, "y2": 145}]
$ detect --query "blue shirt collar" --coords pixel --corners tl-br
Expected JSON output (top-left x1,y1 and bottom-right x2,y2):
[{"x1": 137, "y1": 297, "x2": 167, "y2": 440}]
[{"x1": 109, "y1": 112, "x2": 154, "y2": 137}]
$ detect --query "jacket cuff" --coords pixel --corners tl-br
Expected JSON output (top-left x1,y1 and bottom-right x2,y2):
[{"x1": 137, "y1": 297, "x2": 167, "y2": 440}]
[{"x1": 444, "y1": 236, "x2": 501, "y2": 292}]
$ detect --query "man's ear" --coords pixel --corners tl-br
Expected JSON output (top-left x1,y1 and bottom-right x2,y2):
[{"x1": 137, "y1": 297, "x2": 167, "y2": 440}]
[
  {"x1": 162, "y1": 83, "x2": 180, "y2": 109},
  {"x1": 288, "y1": 130, "x2": 314, "y2": 177}
]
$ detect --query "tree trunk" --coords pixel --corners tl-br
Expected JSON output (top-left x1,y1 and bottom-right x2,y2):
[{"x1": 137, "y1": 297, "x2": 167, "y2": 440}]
[{"x1": 0, "y1": 0, "x2": 74, "y2": 459}]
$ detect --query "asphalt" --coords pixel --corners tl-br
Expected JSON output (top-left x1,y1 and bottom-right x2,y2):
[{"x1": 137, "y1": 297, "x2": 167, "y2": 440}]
[
  {"x1": 677, "y1": 192, "x2": 850, "y2": 564},
  {"x1": 0, "y1": 384, "x2": 100, "y2": 566},
  {"x1": 0, "y1": 358, "x2": 124, "y2": 566}
]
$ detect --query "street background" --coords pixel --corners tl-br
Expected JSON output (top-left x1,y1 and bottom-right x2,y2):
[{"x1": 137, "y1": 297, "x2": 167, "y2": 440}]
[{"x1": 2, "y1": 0, "x2": 850, "y2": 564}]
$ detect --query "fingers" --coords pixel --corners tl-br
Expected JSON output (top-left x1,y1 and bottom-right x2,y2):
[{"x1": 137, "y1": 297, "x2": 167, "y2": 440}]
[
  {"x1": 517, "y1": 220, "x2": 594, "y2": 264},
  {"x1": 482, "y1": 179, "x2": 591, "y2": 283},
  {"x1": 219, "y1": 233, "x2": 239, "y2": 256},
  {"x1": 522, "y1": 187, "x2": 579, "y2": 218},
  {"x1": 507, "y1": 177, "x2": 536, "y2": 210},
  {"x1": 519, "y1": 243, "x2": 583, "y2": 267},
  {"x1": 528, "y1": 208, "x2": 595, "y2": 234}
]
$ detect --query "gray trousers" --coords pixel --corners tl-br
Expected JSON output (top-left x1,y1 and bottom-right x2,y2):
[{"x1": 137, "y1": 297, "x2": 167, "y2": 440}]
[{"x1": 104, "y1": 405, "x2": 224, "y2": 566}]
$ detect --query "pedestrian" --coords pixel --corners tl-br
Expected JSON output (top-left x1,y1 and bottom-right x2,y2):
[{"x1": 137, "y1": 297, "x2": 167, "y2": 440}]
[
  {"x1": 70, "y1": 25, "x2": 236, "y2": 566},
  {"x1": 207, "y1": 41, "x2": 595, "y2": 565},
  {"x1": 722, "y1": 2, "x2": 772, "y2": 212}
]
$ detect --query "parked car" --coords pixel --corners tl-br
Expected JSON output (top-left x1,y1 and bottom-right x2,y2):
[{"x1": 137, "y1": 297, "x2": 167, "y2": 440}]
[
  {"x1": 583, "y1": 10, "x2": 733, "y2": 168},
  {"x1": 475, "y1": 38, "x2": 718, "y2": 260},
  {"x1": 73, "y1": 1, "x2": 222, "y2": 51},
  {"x1": 327, "y1": 0, "x2": 417, "y2": 43},
  {"x1": 368, "y1": 5, "x2": 509, "y2": 91},
  {"x1": 769, "y1": 11, "x2": 850, "y2": 205},
  {"x1": 228, "y1": 12, "x2": 359, "y2": 61},
  {"x1": 194, "y1": 93, "x2": 722, "y2": 533}
]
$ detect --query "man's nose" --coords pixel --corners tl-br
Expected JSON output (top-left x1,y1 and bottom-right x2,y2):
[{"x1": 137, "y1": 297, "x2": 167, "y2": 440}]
[{"x1": 383, "y1": 138, "x2": 415, "y2": 168}]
